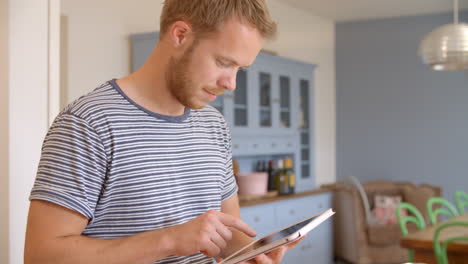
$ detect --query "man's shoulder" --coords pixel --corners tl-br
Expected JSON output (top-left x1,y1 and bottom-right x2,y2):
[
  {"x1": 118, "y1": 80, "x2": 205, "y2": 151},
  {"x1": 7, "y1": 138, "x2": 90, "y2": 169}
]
[{"x1": 59, "y1": 80, "x2": 120, "y2": 123}]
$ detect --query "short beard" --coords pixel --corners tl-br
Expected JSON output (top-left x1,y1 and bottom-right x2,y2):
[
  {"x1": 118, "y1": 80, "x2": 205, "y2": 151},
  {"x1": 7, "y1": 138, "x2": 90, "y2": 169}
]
[{"x1": 166, "y1": 40, "x2": 205, "y2": 110}]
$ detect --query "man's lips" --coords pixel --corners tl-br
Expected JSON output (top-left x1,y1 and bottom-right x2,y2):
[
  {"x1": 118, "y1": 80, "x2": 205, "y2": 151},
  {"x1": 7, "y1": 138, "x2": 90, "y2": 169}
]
[
  {"x1": 204, "y1": 89, "x2": 224, "y2": 97},
  {"x1": 204, "y1": 89, "x2": 219, "y2": 101}
]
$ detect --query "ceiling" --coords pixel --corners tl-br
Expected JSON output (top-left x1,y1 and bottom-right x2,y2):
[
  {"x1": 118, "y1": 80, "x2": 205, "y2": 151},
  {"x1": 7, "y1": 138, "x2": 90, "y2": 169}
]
[{"x1": 281, "y1": 0, "x2": 468, "y2": 22}]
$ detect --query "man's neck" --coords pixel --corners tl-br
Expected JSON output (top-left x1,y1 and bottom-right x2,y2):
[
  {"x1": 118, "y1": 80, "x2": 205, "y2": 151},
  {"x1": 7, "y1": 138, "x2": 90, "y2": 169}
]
[{"x1": 117, "y1": 45, "x2": 186, "y2": 116}]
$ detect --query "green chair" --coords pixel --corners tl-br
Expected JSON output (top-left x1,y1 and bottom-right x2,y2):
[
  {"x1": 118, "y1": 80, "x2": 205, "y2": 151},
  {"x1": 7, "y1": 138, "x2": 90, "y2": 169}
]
[
  {"x1": 454, "y1": 191, "x2": 468, "y2": 214},
  {"x1": 433, "y1": 221, "x2": 468, "y2": 264},
  {"x1": 396, "y1": 202, "x2": 426, "y2": 262},
  {"x1": 426, "y1": 197, "x2": 459, "y2": 226}
]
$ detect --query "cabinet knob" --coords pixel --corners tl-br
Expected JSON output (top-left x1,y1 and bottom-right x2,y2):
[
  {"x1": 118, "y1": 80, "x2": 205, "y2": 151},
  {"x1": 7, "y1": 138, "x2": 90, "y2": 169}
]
[
  {"x1": 271, "y1": 143, "x2": 277, "y2": 148},
  {"x1": 252, "y1": 143, "x2": 258, "y2": 148},
  {"x1": 233, "y1": 144, "x2": 239, "y2": 149},
  {"x1": 287, "y1": 142, "x2": 292, "y2": 147},
  {"x1": 254, "y1": 216, "x2": 261, "y2": 223},
  {"x1": 289, "y1": 209, "x2": 295, "y2": 215}
]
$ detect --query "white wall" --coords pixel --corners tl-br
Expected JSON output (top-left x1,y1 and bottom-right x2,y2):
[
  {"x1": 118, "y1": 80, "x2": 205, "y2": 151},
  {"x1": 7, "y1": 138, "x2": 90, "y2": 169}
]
[
  {"x1": 6, "y1": 0, "x2": 50, "y2": 263},
  {"x1": 61, "y1": 0, "x2": 337, "y2": 186},
  {"x1": 1, "y1": 0, "x2": 10, "y2": 263}
]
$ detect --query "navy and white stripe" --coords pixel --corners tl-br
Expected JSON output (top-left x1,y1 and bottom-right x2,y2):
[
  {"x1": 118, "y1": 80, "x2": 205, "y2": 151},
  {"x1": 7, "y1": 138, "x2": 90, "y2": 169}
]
[{"x1": 30, "y1": 79, "x2": 238, "y2": 264}]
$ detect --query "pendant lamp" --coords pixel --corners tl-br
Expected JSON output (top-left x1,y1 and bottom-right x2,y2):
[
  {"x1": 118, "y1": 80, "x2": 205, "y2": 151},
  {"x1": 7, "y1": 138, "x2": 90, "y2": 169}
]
[{"x1": 418, "y1": 0, "x2": 468, "y2": 71}]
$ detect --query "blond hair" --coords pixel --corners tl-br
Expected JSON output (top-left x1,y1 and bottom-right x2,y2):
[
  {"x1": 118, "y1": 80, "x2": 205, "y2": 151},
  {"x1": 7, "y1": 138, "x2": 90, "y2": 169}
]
[{"x1": 160, "y1": 0, "x2": 277, "y2": 40}]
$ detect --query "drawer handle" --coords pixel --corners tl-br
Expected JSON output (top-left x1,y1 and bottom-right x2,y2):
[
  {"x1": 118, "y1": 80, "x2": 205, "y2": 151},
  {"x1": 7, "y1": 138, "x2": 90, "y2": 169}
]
[
  {"x1": 254, "y1": 217, "x2": 261, "y2": 223},
  {"x1": 271, "y1": 143, "x2": 277, "y2": 147}
]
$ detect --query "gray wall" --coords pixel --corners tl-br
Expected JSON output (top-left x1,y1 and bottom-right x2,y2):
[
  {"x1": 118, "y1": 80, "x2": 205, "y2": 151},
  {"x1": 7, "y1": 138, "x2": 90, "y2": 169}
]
[{"x1": 336, "y1": 11, "x2": 468, "y2": 200}]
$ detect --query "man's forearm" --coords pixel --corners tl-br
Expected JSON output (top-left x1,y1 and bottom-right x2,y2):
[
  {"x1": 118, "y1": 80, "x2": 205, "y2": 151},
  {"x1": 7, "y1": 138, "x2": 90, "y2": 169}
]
[{"x1": 25, "y1": 228, "x2": 174, "y2": 264}]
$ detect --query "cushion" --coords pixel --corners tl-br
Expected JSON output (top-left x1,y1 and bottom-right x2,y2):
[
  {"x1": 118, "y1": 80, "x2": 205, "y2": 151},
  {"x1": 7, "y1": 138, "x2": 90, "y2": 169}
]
[
  {"x1": 364, "y1": 181, "x2": 404, "y2": 208},
  {"x1": 372, "y1": 194, "x2": 405, "y2": 225}
]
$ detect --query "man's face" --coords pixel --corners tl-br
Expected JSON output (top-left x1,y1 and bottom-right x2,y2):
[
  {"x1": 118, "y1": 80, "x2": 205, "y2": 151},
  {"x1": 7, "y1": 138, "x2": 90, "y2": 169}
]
[{"x1": 167, "y1": 18, "x2": 264, "y2": 109}]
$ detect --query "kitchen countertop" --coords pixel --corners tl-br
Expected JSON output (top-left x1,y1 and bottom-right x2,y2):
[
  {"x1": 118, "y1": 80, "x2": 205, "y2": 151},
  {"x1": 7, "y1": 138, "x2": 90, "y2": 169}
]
[{"x1": 239, "y1": 188, "x2": 332, "y2": 207}]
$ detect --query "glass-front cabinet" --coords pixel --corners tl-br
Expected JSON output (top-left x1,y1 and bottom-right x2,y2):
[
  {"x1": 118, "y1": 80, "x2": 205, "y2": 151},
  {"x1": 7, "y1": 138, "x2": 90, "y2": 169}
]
[{"x1": 227, "y1": 52, "x2": 316, "y2": 191}]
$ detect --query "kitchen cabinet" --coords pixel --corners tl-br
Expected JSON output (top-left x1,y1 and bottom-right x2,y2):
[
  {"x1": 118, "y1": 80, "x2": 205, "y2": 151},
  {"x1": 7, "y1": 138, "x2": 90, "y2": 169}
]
[
  {"x1": 131, "y1": 32, "x2": 316, "y2": 192},
  {"x1": 240, "y1": 192, "x2": 334, "y2": 264}
]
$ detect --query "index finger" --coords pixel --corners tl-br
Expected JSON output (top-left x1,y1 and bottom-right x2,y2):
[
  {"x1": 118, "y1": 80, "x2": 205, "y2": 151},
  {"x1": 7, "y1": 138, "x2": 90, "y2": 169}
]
[{"x1": 217, "y1": 212, "x2": 256, "y2": 237}]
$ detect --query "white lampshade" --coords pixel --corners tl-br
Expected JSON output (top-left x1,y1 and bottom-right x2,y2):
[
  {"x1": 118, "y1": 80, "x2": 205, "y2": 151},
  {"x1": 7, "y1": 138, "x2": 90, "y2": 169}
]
[{"x1": 419, "y1": 23, "x2": 468, "y2": 71}]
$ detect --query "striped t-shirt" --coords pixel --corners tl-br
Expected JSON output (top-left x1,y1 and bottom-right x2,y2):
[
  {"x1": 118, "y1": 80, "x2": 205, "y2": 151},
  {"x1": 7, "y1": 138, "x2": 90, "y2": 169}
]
[{"x1": 30, "y1": 79, "x2": 238, "y2": 264}]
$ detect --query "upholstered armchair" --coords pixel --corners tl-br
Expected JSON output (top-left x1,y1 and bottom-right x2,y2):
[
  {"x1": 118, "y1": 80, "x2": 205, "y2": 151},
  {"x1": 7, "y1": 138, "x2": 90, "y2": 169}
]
[{"x1": 323, "y1": 179, "x2": 441, "y2": 264}]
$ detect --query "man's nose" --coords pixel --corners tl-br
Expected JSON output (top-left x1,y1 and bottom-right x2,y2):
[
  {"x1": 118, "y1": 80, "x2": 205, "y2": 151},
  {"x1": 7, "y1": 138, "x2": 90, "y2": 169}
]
[{"x1": 218, "y1": 73, "x2": 237, "y2": 91}]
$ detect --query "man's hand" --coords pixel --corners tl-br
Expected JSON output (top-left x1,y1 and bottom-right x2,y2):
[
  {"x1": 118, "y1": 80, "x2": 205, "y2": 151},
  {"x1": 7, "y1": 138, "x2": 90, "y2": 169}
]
[
  {"x1": 238, "y1": 236, "x2": 305, "y2": 264},
  {"x1": 167, "y1": 210, "x2": 256, "y2": 258}
]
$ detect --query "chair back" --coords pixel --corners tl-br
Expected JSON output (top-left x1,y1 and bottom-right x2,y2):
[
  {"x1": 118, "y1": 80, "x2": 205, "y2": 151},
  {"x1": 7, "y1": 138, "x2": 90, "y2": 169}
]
[
  {"x1": 454, "y1": 191, "x2": 468, "y2": 214},
  {"x1": 396, "y1": 202, "x2": 426, "y2": 262},
  {"x1": 426, "y1": 197, "x2": 459, "y2": 226},
  {"x1": 433, "y1": 221, "x2": 468, "y2": 264}
]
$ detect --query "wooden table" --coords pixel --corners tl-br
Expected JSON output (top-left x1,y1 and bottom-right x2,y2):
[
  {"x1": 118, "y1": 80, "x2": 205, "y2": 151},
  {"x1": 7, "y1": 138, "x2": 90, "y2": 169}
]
[{"x1": 400, "y1": 214, "x2": 468, "y2": 264}]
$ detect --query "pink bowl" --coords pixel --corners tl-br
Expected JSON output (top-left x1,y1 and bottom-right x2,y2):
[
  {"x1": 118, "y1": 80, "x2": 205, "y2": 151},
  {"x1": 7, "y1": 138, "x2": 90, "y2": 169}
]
[{"x1": 236, "y1": 172, "x2": 268, "y2": 196}]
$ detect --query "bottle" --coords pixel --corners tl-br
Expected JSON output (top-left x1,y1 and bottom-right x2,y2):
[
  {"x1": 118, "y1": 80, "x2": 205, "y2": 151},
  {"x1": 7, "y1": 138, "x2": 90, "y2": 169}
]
[
  {"x1": 267, "y1": 160, "x2": 275, "y2": 191},
  {"x1": 276, "y1": 159, "x2": 289, "y2": 195},
  {"x1": 284, "y1": 158, "x2": 296, "y2": 194},
  {"x1": 274, "y1": 159, "x2": 283, "y2": 192},
  {"x1": 255, "y1": 160, "x2": 263, "y2": 172}
]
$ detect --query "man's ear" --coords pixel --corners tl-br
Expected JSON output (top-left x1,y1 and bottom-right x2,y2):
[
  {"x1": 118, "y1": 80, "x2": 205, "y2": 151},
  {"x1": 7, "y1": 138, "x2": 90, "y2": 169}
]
[{"x1": 166, "y1": 21, "x2": 193, "y2": 48}]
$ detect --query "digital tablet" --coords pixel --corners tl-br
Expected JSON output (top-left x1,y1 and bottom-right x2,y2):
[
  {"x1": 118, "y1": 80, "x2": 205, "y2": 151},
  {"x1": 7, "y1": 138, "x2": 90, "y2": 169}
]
[{"x1": 219, "y1": 208, "x2": 335, "y2": 264}]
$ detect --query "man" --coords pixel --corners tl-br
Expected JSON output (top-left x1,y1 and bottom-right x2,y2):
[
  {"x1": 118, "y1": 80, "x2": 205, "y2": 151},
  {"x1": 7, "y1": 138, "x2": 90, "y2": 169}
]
[{"x1": 25, "y1": 0, "x2": 298, "y2": 263}]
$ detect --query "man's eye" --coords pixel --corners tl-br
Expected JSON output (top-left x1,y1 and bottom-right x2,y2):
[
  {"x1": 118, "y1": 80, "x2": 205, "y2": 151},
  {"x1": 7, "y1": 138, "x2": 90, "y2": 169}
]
[{"x1": 217, "y1": 60, "x2": 229, "y2": 68}]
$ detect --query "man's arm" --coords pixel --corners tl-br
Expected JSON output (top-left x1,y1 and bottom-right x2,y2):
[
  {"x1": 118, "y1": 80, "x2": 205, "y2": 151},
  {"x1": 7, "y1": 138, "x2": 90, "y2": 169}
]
[
  {"x1": 24, "y1": 200, "x2": 174, "y2": 264},
  {"x1": 25, "y1": 200, "x2": 256, "y2": 264}
]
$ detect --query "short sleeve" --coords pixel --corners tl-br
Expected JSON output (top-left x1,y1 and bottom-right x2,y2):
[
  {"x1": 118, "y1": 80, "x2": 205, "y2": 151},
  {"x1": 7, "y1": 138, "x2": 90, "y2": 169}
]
[
  {"x1": 29, "y1": 113, "x2": 107, "y2": 219},
  {"x1": 220, "y1": 119, "x2": 238, "y2": 200}
]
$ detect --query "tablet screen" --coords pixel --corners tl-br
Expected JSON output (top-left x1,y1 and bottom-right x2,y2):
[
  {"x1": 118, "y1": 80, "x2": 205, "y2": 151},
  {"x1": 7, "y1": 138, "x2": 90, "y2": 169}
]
[{"x1": 228, "y1": 213, "x2": 322, "y2": 258}]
